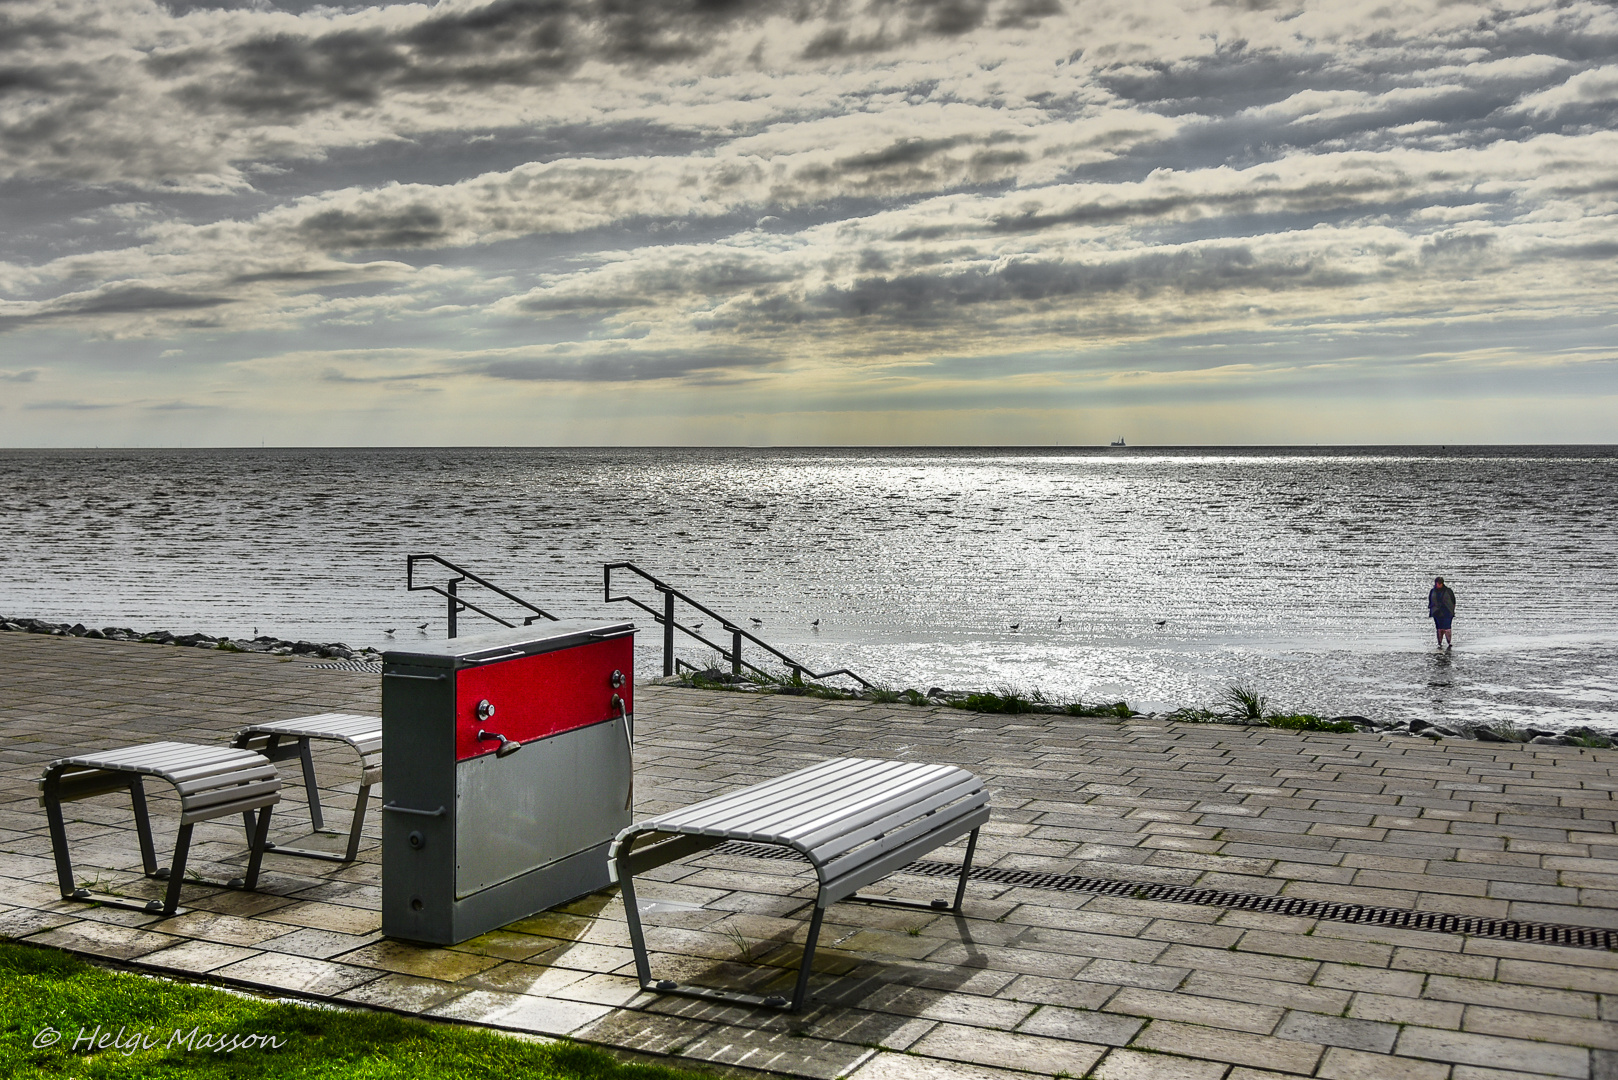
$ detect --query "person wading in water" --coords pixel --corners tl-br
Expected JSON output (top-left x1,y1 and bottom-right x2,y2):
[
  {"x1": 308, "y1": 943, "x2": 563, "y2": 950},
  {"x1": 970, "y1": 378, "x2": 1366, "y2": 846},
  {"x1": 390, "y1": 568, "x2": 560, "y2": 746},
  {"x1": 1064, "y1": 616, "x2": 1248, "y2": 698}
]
[{"x1": 1428, "y1": 576, "x2": 1457, "y2": 649}]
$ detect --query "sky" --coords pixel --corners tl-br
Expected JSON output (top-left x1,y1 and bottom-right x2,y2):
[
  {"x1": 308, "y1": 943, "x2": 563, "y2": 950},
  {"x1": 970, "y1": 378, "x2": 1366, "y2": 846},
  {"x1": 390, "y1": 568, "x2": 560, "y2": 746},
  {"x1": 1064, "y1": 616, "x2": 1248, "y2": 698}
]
[{"x1": 2, "y1": 0, "x2": 1616, "y2": 447}]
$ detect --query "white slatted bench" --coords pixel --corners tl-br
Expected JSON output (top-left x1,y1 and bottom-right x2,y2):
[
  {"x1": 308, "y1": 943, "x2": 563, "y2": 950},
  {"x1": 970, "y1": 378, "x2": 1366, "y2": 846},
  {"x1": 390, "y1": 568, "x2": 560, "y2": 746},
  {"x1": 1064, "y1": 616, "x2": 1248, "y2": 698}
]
[
  {"x1": 610, "y1": 757, "x2": 989, "y2": 1012},
  {"x1": 39, "y1": 742, "x2": 280, "y2": 916},
  {"x1": 232, "y1": 712, "x2": 382, "y2": 863}
]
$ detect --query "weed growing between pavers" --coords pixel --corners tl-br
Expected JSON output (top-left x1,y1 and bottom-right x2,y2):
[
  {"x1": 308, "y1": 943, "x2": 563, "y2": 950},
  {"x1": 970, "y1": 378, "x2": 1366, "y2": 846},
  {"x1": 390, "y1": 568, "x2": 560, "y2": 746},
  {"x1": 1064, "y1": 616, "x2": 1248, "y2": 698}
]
[{"x1": 0, "y1": 941, "x2": 715, "y2": 1080}]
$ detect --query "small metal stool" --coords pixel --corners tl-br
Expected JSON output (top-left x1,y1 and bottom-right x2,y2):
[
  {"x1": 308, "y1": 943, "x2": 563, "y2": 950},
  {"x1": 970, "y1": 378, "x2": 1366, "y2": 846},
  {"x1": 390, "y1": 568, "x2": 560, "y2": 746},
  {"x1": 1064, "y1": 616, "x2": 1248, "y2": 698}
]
[
  {"x1": 39, "y1": 742, "x2": 280, "y2": 916},
  {"x1": 233, "y1": 713, "x2": 382, "y2": 863}
]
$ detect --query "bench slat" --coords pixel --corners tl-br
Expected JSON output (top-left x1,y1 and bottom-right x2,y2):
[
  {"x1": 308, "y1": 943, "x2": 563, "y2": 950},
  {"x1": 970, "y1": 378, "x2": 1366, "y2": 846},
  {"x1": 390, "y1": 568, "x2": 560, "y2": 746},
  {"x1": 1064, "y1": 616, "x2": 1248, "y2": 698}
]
[
  {"x1": 650, "y1": 759, "x2": 938, "y2": 830},
  {"x1": 647, "y1": 759, "x2": 969, "y2": 850}
]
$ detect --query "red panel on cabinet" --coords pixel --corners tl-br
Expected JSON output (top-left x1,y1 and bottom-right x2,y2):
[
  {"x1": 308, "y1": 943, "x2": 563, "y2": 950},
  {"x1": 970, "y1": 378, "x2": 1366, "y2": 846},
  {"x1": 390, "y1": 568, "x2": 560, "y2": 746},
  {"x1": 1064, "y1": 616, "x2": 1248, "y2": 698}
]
[{"x1": 453, "y1": 636, "x2": 633, "y2": 762}]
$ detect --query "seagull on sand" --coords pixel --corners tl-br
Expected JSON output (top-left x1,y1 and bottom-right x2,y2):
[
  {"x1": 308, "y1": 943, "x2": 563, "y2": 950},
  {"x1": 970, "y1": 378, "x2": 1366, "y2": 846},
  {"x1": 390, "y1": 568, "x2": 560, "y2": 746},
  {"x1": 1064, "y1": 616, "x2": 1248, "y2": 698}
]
[
  {"x1": 1155, "y1": 620, "x2": 1167, "y2": 628},
  {"x1": 750, "y1": 617, "x2": 763, "y2": 625},
  {"x1": 1009, "y1": 622, "x2": 1020, "y2": 630},
  {"x1": 417, "y1": 622, "x2": 430, "y2": 630},
  {"x1": 811, "y1": 619, "x2": 820, "y2": 628},
  {"x1": 384, "y1": 628, "x2": 396, "y2": 636}
]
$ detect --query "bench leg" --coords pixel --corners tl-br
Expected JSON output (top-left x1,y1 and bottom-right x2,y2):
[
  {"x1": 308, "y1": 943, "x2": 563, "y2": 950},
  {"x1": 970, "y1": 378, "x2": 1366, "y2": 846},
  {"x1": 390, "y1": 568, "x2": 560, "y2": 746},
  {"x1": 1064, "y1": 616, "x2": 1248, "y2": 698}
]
[
  {"x1": 789, "y1": 904, "x2": 827, "y2": 1012},
  {"x1": 297, "y1": 738, "x2": 327, "y2": 832},
  {"x1": 242, "y1": 734, "x2": 279, "y2": 850},
  {"x1": 342, "y1": 784, "x2": 372, "y2": 862},
  {"x1": 128, "y1": 778, "x2": 161, "y2": 878},
  {"x1": 617, "y1": 869, "x2": 655, "y2": 986},
  {"x1": 952, "y1": 827, "x2": 980, "y2": 912},
  {"x1": 41, "y1": 778, "x2": 84, "y2": 900},
  {"x1": 157, "y1": 823, "x2": 194, "y2": 915},
  {"x1": 239, "y1": 803, "x2": 273, "y2": 891}
]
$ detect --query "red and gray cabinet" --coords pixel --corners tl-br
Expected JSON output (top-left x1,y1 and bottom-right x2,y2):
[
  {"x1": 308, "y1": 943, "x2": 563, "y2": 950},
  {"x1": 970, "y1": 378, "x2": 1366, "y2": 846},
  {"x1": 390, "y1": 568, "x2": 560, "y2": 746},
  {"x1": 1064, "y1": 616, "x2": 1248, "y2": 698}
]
[{"x1": 380, "y1": 620, "x2": 634, "y2": 944}]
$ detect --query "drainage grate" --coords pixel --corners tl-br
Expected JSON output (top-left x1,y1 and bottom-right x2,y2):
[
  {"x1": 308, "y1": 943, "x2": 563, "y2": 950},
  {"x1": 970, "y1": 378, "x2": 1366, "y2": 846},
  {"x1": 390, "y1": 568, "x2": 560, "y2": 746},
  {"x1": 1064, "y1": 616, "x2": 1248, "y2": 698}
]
[
  {"x1": 301, "y1": 660, "x2": 383, "y2": 672},
  {"x1": 708, "y1": 841, "x2": 1617, "y2": 952}
]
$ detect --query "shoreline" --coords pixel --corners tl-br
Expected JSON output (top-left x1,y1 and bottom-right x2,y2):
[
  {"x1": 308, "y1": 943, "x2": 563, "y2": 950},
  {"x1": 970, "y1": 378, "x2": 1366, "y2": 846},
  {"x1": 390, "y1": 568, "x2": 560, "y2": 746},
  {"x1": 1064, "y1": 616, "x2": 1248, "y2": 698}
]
[{"x1": 6, "y1": 614, "x2": 1612, "y2": 749}]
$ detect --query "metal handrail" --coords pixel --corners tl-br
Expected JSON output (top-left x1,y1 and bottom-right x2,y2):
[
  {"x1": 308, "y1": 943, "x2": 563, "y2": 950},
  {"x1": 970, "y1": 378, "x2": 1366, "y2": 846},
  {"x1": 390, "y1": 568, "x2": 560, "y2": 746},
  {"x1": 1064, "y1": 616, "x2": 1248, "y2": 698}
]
[
  {"x1": 603, "y1": 562, "x2": 871, "y2": 688},
  {"x1": 407, "y1": 554, "x2": 559, "y2": 638}
]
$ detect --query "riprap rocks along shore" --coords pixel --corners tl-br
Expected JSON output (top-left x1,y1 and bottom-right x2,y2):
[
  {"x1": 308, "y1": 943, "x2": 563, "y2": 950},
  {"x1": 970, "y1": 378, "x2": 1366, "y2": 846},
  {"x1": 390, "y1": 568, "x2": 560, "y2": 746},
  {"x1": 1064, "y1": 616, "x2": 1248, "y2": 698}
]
[{"x1": 0, "y1": 616, "x2": 376, "y2": 662}]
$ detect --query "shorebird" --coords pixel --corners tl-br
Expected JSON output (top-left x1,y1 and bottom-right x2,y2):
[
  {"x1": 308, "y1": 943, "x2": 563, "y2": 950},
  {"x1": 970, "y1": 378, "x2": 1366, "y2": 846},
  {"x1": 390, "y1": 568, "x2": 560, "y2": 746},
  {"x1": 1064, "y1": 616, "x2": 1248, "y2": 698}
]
[
  {"x1": 1155, "y1": 620, "x2": 1167, "y2": 628},
  {"x1": 811, "y1": 619, "x2": 820, "y2": 627},
  {"x1": 1056, "y1": 615, "x2": 1063, "y2": 624},
  {"x1": 691, "y1": 622, "x2": 703, "y2": 630},
  {"x1": 1009, "y1": 622, "x2": 1020, "y2": 630},
  {"x1": 417, "y1": 622, "x2": 430, "y2": 630},
  {"x1": 750, "y1": 617, "x2": 763, "y2": 625},
  {"x1": 383, "y1": 629, "x2": 396, "y2": 636}
]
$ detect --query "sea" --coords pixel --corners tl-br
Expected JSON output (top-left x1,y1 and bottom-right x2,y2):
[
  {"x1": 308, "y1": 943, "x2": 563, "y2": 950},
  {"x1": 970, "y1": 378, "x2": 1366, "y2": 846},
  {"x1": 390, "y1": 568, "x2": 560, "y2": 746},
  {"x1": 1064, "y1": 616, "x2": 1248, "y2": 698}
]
[{"x1": 2, "y1": 446, "x2": 1614, "y2": 731}]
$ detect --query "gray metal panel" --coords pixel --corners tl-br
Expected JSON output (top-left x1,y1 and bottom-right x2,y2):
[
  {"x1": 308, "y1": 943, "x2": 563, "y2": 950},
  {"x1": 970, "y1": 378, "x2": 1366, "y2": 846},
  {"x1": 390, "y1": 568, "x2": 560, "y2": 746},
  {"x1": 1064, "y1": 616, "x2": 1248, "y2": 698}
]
[
  {"x1": 455, "y1": 718, "x2": 631, "y2": 899},
  {"x1": 380, "y1": 657, "x2": 460, "y2": 943}
]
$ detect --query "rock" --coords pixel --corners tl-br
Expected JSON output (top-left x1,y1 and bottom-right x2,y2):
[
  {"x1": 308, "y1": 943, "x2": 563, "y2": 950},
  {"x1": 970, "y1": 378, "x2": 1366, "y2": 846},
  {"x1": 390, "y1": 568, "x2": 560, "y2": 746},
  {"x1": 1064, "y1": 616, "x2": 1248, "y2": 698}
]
[
  {"x1": 1530, "y1": 735, "x2": 1579, "y2": 746},
  {"x1": 84, "y1": 629, "x2": 105, "y2": 639},
  {"x1": 1471, "y1": 727, "x2": 1518, "y2": 742},
  {"x1": 1408, "y1": 718, "x2": 1432, "y2": 733},
  {"x1": 1329, "y1": 715, "x2": 1375, "y2": 727},
  {"x1": 290, "y1": 641, "x2": 320, "y2": 655},
  {"x1": 1427, "y1": 725, "x2": 1462, "y2": 737},
  {"x1": 1522, "y1": 727, "x2": 1558, "y2": 739},
  {"x1": 68, "y1": 623, "x2": 88, "y2": 636},
  {"x1": 927, "y1": 687, "x2": 946, "y2": 697},
  {"x1": 270, "y1": 646, "x2": 293, "y2": 656},
  {"x1": 1, "y1": 622, "x2": 23, "y2": 632}
]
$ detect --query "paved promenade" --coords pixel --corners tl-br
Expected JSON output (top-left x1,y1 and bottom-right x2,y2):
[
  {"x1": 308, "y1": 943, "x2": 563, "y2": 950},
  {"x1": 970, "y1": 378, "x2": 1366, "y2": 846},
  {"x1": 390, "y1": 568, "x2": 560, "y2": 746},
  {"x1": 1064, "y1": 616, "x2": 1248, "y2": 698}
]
[{"x1": 1, "y1": 631, "x2": 1615, "y2": 1080}]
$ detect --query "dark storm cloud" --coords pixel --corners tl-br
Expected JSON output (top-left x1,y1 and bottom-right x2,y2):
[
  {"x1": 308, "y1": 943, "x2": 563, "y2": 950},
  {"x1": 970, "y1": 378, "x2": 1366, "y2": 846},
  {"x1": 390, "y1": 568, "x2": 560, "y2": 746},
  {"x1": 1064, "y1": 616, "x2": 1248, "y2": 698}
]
[
  {"x1": 147, "y1": 0, "x2": 1031, "y2": 121},
  {"x1": 788, "y1": 244, "x2": 1343, "y2": 324},
  {"x1": 296, "y1": 203, "x2": 451, "y2": 251},
  {"x1": 0, "y1": 285, "x2": 232, "y2": 328}
]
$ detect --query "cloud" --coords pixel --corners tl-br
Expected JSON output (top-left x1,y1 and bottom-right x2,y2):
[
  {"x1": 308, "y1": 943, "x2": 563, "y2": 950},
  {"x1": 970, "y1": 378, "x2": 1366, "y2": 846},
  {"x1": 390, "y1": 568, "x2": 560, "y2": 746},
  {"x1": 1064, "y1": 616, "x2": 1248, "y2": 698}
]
[
  {"x1": 1521, "y1": 63, "x2": 1618, "y2": 114},
  {"x1": 0, "y1": 367, "x2": 41, "y2": 382},
  {"x1": 0, "y1": 0, "x2": 1616, "y2": 440}
]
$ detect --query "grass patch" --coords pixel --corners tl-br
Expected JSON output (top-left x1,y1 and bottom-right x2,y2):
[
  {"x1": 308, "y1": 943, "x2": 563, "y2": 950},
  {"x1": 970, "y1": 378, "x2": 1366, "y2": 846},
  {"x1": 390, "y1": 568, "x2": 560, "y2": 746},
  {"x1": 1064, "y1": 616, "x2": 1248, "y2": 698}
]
[
  {"x1": 1064, "y1": 701, "x2": 1133, "y2": 719},
  {"x1": 955, "y1": 689, "x2": 1035, "y2": 714},
  {"x1": 1262, "y1": 714, "x2": 1359, "y2": 734},
  {"x1": 0, "y1": 940, "x2": 714, "y2": 1080}
]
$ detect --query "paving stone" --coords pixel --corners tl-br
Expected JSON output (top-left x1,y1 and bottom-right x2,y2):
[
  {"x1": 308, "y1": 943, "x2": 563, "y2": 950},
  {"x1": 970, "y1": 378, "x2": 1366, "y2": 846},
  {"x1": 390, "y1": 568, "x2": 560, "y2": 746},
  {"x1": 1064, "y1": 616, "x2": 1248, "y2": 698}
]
[
  {"x1": 25, "y1": 920, "x2": 180, "y2": 960},
  {"x1": 1273, "y1": 1010, "x2": 1397, "y2": 1054},
  {"x1": 1016, "y1": 1004, "x2": 1145, "y2": 1045},
  {"x1": 335, "y1": 972, "x2": 468, "y2": 1013},
  {"x1": 910, "y1": 1023, "x2": 1107, "y2": 1076},
  {"x1": 1395, "y1": 1026, "x2": 1589, "y2": 1077},
  {"x1": 847, "y1": 1051, "x2": 1033, "y2": 1080},
  {"x1": 1131, "y1": 1019, "x2": 1324, "y2": 1074},
  {"x1": 212, "y1": 952, "x2": 380, "y2": 996},
  {"x1": 1106, "y1": 986, "x2": 1283, "y2": 1034},
  {"x1": 140, "y1": 939, "x2": 262, "y2": 974},
  {"x1": 427, "y1": 988, "x2": 613, "y2": 1035},
  {"x1": 1089, "y1": 1048, "x2": 1230, "y2": 1079},
  {"x1": 1316, "y1": 1047, "x2": 1450, "y2": 1080}
]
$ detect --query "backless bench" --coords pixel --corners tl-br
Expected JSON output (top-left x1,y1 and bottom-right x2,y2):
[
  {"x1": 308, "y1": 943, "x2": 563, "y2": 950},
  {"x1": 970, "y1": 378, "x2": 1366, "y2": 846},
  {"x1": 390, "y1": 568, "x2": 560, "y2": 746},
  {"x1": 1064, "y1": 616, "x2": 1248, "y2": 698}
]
[
  {"x1": 233, "y1": 712, "x2": 382, "y2": 863},
  {"x1": 610, "y1": 756, "x2": 988, "y2": 1012},
  {"x1": 40, "y1": 742, "x2": 280, "y2": 916}
]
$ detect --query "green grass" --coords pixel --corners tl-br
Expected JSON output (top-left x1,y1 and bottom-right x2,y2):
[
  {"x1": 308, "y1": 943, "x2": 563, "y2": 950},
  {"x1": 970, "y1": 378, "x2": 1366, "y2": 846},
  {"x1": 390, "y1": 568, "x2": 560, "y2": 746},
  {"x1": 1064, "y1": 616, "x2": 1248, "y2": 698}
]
[{"x1": 0, "y1": 940, "x2": 714, "y2": 1080}]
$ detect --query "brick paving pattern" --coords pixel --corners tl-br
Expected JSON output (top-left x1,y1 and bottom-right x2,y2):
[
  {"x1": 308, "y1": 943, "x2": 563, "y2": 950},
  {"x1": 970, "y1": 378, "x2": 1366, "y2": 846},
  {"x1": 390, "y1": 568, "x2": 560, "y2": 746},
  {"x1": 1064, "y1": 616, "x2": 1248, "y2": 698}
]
[{"x1": 1, "y1": 631, "x2": 1615, "y2": 1079}]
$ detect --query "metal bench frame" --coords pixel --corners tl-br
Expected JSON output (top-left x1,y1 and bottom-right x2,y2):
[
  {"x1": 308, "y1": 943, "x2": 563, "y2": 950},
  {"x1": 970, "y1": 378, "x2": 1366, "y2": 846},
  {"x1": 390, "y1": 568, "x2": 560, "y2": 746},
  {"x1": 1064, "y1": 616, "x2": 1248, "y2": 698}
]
[
  {"x1": 40, "y1": 742, "x2": 280, "y2": 917},
  {"x1": 233, "y1": 712, "x2": 382, "y2": 864},
  {"x1": 610, "y1": 757, "x2": 989, "y2": 1012}
]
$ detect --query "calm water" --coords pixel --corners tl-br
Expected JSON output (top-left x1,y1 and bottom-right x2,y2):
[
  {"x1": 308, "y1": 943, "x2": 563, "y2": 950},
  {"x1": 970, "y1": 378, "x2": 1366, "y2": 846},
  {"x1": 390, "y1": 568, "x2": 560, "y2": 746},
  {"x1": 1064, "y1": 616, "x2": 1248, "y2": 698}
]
[{"x1": 2, "y1": 447, "x2": 1615, "y2": 730}]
